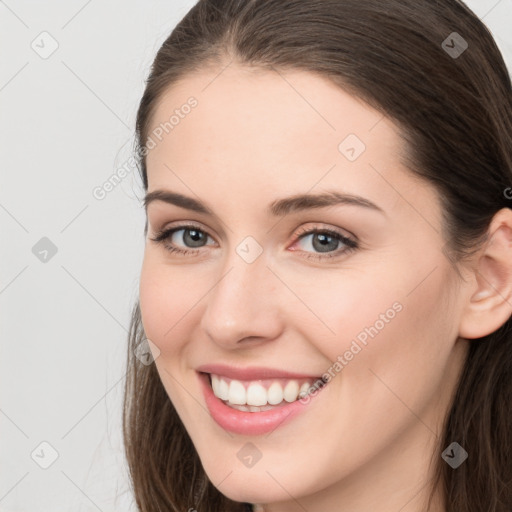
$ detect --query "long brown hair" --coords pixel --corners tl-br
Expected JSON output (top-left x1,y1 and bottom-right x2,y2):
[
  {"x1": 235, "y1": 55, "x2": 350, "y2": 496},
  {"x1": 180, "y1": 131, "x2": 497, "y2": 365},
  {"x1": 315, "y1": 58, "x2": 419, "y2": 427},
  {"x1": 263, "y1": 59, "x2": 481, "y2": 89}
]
[{"x1": 123, "y1": 1, "x2": 512, "y2": 510}]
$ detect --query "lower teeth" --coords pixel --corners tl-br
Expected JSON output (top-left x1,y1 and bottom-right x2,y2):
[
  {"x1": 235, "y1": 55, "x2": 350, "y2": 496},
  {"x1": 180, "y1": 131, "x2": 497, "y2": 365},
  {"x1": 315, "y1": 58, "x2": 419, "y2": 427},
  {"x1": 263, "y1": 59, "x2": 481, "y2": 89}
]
[{"x1": 224, "y1": 401, "x2": 287, "y2": 412}]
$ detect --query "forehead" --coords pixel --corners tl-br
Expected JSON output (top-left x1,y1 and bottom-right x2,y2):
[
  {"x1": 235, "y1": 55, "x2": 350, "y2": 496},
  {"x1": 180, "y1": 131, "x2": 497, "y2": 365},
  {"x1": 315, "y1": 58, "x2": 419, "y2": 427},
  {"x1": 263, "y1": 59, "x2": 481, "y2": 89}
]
[
  {"x1": 144, "y1": 64, "x2": 439, "y2": 228},
  {"x1": 147, "y1": 63, "x2": 396, "y2": 162}
]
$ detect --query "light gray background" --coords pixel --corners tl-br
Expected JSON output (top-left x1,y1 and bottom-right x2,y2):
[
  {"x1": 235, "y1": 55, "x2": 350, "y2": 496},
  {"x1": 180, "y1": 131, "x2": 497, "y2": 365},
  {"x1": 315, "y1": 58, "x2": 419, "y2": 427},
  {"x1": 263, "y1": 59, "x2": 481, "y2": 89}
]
[{"x1": 1, "y1": 1, "x2": 511, "y2": 511}]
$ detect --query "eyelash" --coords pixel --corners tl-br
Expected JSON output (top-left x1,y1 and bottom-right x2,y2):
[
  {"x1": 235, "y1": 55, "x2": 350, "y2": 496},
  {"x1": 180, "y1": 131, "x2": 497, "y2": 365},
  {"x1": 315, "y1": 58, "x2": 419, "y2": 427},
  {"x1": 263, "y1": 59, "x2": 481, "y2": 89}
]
[{"x1": 149, "y1": 222, "x2": 359, "y2": 261}]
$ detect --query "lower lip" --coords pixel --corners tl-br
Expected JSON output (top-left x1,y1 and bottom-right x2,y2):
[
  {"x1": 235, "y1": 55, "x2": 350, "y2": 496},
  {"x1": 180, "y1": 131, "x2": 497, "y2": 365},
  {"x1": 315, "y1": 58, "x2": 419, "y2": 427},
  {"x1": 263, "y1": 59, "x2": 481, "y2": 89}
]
[{"x1": 198, "y1": 372, "x2": 324, "y2": 436}]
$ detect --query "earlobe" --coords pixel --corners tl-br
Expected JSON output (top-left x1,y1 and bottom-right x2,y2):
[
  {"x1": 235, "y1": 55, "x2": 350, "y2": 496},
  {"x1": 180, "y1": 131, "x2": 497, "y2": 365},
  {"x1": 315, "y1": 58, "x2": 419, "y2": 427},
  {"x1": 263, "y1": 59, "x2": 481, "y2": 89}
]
[{"x1": 458, "y1": 208, "x2": 512, "y2": 340}]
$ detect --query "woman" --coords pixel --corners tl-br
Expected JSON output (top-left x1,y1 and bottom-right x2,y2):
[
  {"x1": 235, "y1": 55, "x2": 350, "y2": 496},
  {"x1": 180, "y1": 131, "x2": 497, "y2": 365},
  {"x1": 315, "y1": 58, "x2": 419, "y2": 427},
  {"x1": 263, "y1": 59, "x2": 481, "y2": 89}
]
[{"x1": 123, "y1": 1, "x2": 512, "y2": 510}]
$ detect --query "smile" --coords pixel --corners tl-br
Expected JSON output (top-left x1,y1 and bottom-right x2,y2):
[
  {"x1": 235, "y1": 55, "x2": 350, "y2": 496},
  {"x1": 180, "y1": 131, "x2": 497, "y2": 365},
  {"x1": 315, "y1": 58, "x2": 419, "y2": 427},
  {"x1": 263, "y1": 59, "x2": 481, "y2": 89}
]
[
  {"x1": 197, "y1": 364, "x2": 327, "y2": 435},
  {"x1": 210, "y1": 374, "x2": 320, "y2": 411}
]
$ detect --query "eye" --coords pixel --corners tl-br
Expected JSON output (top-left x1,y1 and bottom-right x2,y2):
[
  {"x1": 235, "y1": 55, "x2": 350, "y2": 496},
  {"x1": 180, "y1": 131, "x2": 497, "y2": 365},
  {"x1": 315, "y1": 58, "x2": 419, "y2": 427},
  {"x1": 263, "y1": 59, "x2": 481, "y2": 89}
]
[
  {"x1": 290, "y1": 226, "x2": 359, "y2": 260},
  {"x1": 149, "y1": 224, "x2": 215, "y2": 256},
  {"x1": 149, "y1": 222, "x2": 359, "y2": 261}
]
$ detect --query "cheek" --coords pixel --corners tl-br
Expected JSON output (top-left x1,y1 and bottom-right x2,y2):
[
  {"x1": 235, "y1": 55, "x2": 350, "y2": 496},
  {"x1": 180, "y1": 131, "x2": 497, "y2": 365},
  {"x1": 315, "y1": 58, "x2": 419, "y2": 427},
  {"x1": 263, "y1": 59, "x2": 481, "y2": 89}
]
[
  {"x1": 280, "y1": 266, "x2": 404, "y2": 363},
  {"x1": 138, "y1": 255, "x2": 198, "y2": 356},
  {"x1": 297, "y1": 258, "x2": 456, "y2": 390},
  {"x1": 138, "y1": 257, "x2": 206, "y2": 413},
  {"x1": 330, "y1": 264, "x2": 457, "y2": 422}
]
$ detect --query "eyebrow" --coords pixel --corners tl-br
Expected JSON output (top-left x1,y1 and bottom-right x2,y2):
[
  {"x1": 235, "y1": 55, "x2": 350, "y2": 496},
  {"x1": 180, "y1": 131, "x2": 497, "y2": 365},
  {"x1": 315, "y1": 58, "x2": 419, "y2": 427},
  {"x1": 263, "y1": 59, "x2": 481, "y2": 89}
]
[{"x1": 143, "y1": 189, "x2": 385, "y2": 216}]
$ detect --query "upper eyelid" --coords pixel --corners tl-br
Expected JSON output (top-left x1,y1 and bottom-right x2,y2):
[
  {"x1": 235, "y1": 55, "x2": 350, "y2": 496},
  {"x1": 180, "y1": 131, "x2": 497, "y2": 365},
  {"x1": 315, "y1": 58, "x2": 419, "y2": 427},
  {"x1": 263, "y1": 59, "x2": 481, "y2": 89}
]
[
  {"x1": 294, "y1": 224, "x2": 357, "y2": 241},
  {"x1": 153, "y1": 221, "x2": 353, "y2": 240},
  {"x1": 158, "y1": 222, "x2": 216, "y2": 241}
]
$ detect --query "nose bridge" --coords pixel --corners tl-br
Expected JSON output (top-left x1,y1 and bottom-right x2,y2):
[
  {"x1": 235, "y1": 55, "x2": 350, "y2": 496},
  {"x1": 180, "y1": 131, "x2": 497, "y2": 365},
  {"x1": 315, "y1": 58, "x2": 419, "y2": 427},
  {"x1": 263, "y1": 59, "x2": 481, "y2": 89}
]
[{"x1": 200, "y1": 243, "x2": 283, "y2": 347}]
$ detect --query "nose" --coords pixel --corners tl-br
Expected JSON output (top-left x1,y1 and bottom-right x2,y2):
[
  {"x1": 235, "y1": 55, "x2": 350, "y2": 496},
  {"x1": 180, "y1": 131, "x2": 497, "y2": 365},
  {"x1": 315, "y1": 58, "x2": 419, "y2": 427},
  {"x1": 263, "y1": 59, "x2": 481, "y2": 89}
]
[{"x1": 199, "y1": 250, "x2": 285, "y2": 349}]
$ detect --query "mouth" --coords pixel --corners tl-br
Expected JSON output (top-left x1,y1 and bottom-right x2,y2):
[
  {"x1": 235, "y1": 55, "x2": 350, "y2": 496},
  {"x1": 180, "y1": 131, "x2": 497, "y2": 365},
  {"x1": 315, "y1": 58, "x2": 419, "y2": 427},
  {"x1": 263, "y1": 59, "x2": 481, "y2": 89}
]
[
  {"x1": 197, "y1": 364, "x2": 327, "y2": 435},
  {"x1": 207, "y1": 373, "x2": 325, "y2": 411}
]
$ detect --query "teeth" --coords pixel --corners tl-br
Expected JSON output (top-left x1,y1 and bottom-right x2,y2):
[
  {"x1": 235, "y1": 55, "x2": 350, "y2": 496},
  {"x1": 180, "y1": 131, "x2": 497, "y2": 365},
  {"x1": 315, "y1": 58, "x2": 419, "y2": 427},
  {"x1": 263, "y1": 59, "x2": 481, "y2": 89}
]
[
  {"x1": 211, "y1": 374, "x2": 231, "y2": 401},
  {"x1": 246, "y1": 383, "x2": 267, "y2": 406},
  {"x1": 228, "y1": 380, "x2": 246, "y2": 405},
  {"x1": 298, "y1": 382, "x2": 310, "y2": 398},
  {"x1": 218, "y1": 378, "x2": 229, "y2": 400},
  {"x1": 283, "y1": 380, "x2": 300, "y2": 403},
  {"x1": 211, "y1": 375, "x2": 221, "y2": 397},
  {"x1": 210, "y1": 374, "x2": 322, "y2": 407},
  {"x1": 267, "y1": 382, "x2": 284, "y2": 405}
]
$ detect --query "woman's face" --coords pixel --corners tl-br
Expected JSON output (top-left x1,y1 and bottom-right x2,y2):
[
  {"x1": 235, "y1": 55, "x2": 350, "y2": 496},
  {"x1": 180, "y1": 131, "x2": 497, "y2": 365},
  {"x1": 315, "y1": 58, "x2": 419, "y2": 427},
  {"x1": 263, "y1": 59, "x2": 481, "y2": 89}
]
[{"x1": 139, "y1": 64, "x2": 469, "y2": 508}]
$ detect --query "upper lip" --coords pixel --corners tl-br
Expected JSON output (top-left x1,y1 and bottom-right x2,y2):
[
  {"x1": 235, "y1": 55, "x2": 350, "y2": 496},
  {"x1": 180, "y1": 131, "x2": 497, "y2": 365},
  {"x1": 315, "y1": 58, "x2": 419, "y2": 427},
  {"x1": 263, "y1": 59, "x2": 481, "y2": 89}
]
[{"x1": 196, "y1": 363, "x2": 321, "y2": 381}]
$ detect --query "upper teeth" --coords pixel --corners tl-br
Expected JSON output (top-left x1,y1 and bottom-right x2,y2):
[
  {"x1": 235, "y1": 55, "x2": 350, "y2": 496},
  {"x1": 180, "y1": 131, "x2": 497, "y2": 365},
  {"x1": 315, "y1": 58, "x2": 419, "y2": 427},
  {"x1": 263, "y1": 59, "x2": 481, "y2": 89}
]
[{"x1": 210, "y1": 374, "x2": 319, "y2": 406}]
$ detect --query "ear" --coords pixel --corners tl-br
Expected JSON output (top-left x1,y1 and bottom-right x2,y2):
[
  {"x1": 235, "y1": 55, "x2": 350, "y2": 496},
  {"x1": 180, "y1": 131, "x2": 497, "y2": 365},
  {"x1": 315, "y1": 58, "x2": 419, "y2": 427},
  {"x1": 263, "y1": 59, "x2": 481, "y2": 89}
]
[{"x1": 458, "y1": 207, "x2": 512, "y2": 339}]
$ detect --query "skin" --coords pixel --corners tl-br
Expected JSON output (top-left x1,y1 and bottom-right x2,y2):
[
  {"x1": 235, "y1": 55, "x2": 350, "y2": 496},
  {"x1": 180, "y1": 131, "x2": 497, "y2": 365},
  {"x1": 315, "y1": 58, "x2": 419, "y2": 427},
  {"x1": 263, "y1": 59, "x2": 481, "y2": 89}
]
[{"x1": 138, "y1": 62, "x2": 512, "y2": 512}]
